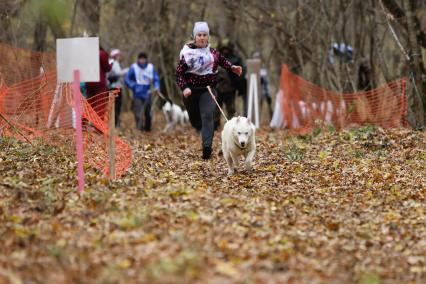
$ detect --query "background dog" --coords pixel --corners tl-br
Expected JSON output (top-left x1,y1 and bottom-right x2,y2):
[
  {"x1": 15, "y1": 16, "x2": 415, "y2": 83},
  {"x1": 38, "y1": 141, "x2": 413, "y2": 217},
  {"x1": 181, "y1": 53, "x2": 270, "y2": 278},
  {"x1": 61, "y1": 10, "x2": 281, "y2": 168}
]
[
  {"x1": 221, "y1": 116, "x2": 256, "y2": 175},
  {"x1": 162, "y1": 101, "x2": 188, "y2": 132}
]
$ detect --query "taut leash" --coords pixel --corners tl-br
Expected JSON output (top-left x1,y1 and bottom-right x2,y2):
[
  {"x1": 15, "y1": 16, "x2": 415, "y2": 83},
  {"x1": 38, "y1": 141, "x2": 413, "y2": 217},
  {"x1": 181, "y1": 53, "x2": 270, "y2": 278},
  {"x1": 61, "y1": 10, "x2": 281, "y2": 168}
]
[{"x1": 207, "y1": 86, "x2": 229, "y2": 122}]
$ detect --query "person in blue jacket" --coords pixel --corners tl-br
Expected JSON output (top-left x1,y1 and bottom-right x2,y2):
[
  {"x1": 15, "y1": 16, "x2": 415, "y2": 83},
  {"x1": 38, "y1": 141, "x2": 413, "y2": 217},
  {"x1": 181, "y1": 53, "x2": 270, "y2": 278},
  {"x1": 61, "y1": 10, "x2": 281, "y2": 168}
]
[{"x1": 125, "y1": 52, "x2": 160, "y2": 132}]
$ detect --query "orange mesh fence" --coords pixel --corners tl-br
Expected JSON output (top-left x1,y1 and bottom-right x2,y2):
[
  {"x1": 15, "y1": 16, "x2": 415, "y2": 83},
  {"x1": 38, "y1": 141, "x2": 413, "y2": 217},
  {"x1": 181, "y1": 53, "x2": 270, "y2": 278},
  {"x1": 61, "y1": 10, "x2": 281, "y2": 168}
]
[
  {"x1": 0, "y1": 43, "x2": 131, "y2": 178},
  {"x1": 277, "y1": 64, "x2": 408, "y2": 133}
]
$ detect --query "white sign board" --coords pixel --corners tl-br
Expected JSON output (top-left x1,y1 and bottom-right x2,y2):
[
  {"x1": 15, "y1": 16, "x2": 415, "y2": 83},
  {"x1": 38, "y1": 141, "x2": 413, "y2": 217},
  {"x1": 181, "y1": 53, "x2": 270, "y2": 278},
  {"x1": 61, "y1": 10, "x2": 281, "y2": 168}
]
[{"x1": 56, "y1": 37, "x2": 100, "y2": 83}]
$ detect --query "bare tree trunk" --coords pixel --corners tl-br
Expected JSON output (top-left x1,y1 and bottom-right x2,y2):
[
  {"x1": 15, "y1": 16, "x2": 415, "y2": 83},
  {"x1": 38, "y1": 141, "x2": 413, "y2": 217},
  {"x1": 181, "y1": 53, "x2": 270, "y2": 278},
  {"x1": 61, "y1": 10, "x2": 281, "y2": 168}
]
[
  {"x1": 382, "y1": 0, "x2": 426, "y2": 48},
  {"x1": 372, "y1": 0, "x2": 392, "y2": 83},
  {"x1": 33, "y1": 13, "x2": 48, "y2": 52},
  {"x1": 156, "y1": 0, "x2": 174, "y2": 100},
  {"x1": 0, "y1": 14, "x2": 12, "y2": 44},
  {"x1": 80, "y1": 0, "x2": 100, "y2": 35},
  {"x1": 0, "y1": 0, "x2": 22, "y2": 45},
  {"x1": 403, "y1": 0, "x2": 425, "y2": 126},
  {"x1": 69, "y1": 0, "x2": 79, "y2": 36}
]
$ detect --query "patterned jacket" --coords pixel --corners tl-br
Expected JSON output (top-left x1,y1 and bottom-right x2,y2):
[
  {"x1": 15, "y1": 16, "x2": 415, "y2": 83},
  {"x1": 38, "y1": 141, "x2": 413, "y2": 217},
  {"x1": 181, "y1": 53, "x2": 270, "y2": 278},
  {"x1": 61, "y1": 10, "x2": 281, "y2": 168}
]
[{"x1": 175, "y1": 43, "x2": 232, "y2": 91}]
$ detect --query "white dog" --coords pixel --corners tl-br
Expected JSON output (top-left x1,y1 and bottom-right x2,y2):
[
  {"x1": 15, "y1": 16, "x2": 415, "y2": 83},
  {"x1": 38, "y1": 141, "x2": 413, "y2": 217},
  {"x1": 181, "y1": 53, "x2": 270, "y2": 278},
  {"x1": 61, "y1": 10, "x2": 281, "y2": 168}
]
[
  {"x1": 182, "y1": 110, "x2": 189, "y2": 124},
  {"x1": 221, "y1": 116, "x2": 256, "y2": 175},
  {"x1": 162, "y1": 101, "x2": 188, "y2": 132}
]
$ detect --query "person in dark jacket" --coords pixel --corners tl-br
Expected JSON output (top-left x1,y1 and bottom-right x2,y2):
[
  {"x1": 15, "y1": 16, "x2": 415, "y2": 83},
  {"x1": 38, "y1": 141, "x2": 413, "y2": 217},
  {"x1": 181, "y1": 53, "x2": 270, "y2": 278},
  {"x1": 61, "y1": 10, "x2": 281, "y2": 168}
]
[
  {"x1": 358, "y1": 57, "x2": 372, "y2": 91},
  {"x1": 125, "y1": 52, "x2": 160, "y2": 132},
  {"x1": 214, "y1": 44, "x2": 247, "y2": 129},
  {"x1": 176, "y1": 21, "x2": 242, "y2": 159},
  {"x1": 215, "y1": 66, "x2": 237, "y2": 126},
  {"x1": 219, "y1": 44, "x2": 247, "y2": 115},
  {"x1": 86, "y1": 46, "x2": 112, "y2": 120}
]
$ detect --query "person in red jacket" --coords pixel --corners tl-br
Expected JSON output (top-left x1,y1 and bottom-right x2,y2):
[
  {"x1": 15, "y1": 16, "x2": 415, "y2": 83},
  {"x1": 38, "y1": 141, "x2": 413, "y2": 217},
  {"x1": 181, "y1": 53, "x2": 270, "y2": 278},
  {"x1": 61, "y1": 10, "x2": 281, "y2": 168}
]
[{"x1": 86, "y1": 46, "x2": 112, "y2": 119}]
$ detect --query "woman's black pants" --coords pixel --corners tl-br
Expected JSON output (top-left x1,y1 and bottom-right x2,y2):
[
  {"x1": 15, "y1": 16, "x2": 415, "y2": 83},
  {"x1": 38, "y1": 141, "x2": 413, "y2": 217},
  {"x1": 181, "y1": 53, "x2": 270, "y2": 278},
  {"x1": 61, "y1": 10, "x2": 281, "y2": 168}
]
[{"x1": 183, "y1": 87, "x2": 216, "y2": 149}]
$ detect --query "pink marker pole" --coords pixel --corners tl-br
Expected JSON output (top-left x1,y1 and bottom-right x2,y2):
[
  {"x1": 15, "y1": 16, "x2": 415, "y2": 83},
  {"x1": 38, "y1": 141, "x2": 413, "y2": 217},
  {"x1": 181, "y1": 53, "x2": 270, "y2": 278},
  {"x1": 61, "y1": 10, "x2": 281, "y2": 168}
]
[{"x1": 72, "y1": 70, "x2": 85, "y2": 193}]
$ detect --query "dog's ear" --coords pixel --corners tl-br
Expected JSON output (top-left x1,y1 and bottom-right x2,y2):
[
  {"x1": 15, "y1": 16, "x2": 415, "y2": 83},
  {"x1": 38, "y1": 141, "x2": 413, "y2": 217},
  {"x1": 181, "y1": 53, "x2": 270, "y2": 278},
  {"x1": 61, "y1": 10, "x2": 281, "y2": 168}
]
[
  {"x1": 246, "y1": 117, "x2": 251, "y2": 124},
  {"x1": 237, "y1": 116, "x2": 241, "y2": 123}
]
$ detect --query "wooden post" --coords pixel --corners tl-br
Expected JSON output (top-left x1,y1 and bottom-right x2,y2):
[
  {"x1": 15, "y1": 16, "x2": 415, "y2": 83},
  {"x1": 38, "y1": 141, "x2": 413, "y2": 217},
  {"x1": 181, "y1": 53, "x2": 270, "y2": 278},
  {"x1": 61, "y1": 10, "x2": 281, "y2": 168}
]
[
  {"x1": 72, "y1": 70, "x2": 85, "y2": 193},
  {"x1": 108, "y1": 92, "x2": 116, "y2": 180}
]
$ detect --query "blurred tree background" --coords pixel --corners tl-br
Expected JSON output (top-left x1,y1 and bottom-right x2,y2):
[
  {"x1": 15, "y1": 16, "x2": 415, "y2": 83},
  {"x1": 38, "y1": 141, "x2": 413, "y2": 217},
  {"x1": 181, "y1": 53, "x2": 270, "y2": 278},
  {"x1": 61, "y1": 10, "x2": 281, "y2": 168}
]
[{"x1": 1, "y1": 0, "x2": 425, "y2": 126}]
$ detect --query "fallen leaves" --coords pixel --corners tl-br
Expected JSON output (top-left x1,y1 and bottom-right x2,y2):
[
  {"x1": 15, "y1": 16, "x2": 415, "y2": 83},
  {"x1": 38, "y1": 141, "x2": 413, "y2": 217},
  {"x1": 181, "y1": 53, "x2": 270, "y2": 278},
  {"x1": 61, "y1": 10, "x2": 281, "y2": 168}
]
[
  {"x1": 0, "y1": 118, "x2": 425, "y2": 283},
  {"x1": 215, "y1": 260, "x2": 240, "y2": 277}
]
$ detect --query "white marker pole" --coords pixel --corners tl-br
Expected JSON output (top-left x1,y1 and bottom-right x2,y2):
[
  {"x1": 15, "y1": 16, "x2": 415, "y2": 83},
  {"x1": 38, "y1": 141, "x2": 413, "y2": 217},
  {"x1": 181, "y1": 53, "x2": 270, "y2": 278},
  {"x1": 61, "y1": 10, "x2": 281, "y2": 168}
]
[
  {"x1": 248, "y1": 75, "x2": 253, "y2": 121},
  {"x1": 253, "y1": 74, "x2": 260, "y2": 128},
  {"x1": 248, "y1": 73, "x2": 260, "y2": 128},
  {"x1": 57, "y1": 37, "x2": 100, "y2": 193}
]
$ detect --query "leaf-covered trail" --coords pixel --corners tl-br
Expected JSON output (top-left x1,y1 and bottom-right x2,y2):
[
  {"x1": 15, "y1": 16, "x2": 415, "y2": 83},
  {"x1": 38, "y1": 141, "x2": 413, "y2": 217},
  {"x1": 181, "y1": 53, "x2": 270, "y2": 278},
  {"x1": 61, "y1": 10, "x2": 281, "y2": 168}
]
[{"x1": 0, "y1": 115, "x2": 425, "y2": 283}]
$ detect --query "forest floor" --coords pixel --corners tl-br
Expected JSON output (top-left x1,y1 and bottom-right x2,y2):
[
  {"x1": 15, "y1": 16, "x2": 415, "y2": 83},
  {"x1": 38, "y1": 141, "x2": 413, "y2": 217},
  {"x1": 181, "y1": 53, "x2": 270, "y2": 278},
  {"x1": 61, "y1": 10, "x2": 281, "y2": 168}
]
[{"x1": 0, "y1": 112, "x2": 425, "y2": 284}]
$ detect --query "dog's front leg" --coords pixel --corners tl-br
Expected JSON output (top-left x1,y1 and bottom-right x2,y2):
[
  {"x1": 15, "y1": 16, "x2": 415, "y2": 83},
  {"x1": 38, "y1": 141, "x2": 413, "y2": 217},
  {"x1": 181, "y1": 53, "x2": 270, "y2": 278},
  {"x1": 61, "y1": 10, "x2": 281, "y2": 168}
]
[
  {"x1": 244, "y1": 150, "x2": 256, "y2": 171},
  {"x1": 224, "y1": 150, "x2": 235, "y2": 175},
  {"x1": 229, "y1": 152, "x2": 239, "y2": 173},
  {"x1": 163, "y1": 123, "x2": 171, "y2": 133}
]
